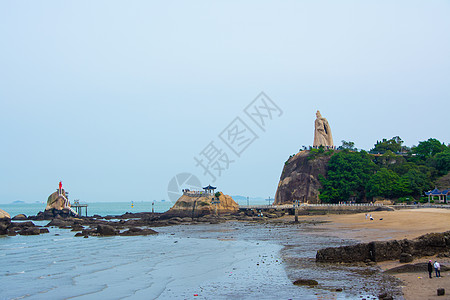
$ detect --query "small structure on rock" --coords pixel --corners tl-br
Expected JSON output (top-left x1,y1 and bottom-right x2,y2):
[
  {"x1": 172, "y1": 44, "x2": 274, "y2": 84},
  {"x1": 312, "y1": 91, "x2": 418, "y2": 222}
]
[
  {"x1": 42, "y1": 182, "x2": 78, "y2": 218},
  {"x1": 167, "y1": 186, "x2": 238, "y2": 218}
]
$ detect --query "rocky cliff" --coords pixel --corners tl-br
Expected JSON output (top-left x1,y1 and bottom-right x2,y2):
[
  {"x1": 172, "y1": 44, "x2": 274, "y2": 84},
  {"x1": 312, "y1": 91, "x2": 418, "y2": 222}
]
[
  {"x1": 165, "y1": 192, "x2": 239, "y2": 217},
  {"x1": 274, "y1": 150, "x2": 332, "y2": 205}
]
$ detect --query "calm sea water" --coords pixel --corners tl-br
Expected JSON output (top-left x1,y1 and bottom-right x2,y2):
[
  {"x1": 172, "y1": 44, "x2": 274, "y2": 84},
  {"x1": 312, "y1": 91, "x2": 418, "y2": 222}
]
[
  {"x1": 0, "y1": 203, "x2": 400, "y2": 299},
  {"x1": 0, "y1": 201, "x2": 174, "y2": 218},
  {"x1": 0, "y1": 199, "x2": 268, "y2": 218}
]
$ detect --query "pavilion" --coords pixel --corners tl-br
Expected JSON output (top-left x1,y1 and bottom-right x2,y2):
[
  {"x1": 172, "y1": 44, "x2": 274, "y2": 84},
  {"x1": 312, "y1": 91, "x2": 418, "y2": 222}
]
[
  {"x1": 425, "y1": 188, "x2": 449, "y2": 204},
  {"x1": 203, "y1": 185, "x2": 217, "y2": 194}
]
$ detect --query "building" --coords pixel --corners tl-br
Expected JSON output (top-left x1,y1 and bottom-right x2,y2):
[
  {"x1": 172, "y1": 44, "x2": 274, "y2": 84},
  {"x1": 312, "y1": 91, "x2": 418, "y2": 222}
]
[{"x1": 425, "y1": 188, "x2": 449, "y2": 204}]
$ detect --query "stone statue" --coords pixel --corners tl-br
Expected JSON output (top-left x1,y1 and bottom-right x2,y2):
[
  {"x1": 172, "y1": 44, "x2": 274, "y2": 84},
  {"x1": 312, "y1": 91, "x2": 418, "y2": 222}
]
[{"x1": 313, "y1": 110, "x2": 333, "y2": 147}]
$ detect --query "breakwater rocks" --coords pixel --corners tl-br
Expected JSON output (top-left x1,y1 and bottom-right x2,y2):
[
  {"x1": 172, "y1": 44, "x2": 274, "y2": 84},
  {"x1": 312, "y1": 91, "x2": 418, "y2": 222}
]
[{"x1": 316, "y1": 231, "x2": 450, "y2": 263}]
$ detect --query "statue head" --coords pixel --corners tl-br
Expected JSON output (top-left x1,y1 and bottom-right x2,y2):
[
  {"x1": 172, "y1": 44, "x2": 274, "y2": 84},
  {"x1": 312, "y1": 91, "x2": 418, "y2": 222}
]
[{"x1": 316, "y1": 110, "x2": 322, "y2": 118}]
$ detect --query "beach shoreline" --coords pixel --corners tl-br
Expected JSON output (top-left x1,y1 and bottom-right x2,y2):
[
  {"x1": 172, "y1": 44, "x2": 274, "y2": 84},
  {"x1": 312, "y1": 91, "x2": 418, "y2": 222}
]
[{"x1": 288, "y1": 208, "x2": 450, "y2": 299}]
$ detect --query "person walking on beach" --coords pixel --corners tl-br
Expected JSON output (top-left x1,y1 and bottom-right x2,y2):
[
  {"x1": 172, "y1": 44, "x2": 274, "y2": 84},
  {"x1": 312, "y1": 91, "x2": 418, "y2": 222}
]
[
  {"x1": 434, "y1": 261, "x2": 441, "y2": 277},
  {"x1": 428, "y1": 260, "x2": 433, "y2": 278}
]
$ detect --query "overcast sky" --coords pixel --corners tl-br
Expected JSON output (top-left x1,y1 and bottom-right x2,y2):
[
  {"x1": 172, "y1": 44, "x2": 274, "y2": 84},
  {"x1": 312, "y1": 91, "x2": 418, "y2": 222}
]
[{"x1": 1, "y1": 1, "x2": 449, "y2": 204}]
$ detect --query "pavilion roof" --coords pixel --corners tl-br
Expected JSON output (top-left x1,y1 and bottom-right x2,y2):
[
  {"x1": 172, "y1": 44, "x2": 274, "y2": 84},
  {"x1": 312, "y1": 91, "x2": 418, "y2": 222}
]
[
  {"x1": 425, "y1": 188, "x2": 447, "y2": 195},
  {"x1": 203, "y1": 185, "x2": 217, "y2": 190}
]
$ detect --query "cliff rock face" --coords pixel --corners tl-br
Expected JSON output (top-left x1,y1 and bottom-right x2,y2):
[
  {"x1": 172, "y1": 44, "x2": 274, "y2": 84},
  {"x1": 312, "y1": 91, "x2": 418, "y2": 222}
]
[
  {"x1": 274, "y1": 151, "x2": 332, "y2": 205},
  {"x1": 166, "y1": 192, "x2": 239, "y2": 217}
]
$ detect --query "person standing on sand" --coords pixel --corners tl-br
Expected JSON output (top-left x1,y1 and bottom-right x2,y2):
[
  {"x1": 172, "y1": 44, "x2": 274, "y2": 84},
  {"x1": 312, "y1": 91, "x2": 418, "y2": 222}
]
[
  {"x1": 428, "y1": 260, "x2": 433, "y2": 278},
  {"x1": 434, "y1": 261, "x2": 441, "y2": 277}
]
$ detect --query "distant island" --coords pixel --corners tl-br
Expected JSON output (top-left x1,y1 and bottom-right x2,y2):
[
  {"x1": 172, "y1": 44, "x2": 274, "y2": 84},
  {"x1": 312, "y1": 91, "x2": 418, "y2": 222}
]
[{"x1": 10, "y1": 201, "x2": 26, "y2": 204}]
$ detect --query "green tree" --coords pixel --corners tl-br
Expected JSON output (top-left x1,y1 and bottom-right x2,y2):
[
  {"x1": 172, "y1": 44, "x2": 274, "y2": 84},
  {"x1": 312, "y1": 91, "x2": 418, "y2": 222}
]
[
  {"x1": 428, "y1": 150, "x2": 450, "y2": 175},
  {"x1": 338, "y1": 140, "x2": 357, "y2": 151},
  {"x1": 366, "y1": 168, "x2": 401, "y2": 198},
  {"x1": 371, "y1": 136, "x2": 404, "y2": 154},
  {"x1": 399, "y1": 168, "x2": 431, "y2": 196},
  {"x1": 319, "y1": 150, "x2": 376, "y2": 203},
  {"x1": 374, "y1": 150, "x2": 406, "y2": 167},
  {"x1": 412, "y1": 138, "x2": 447, "y2": 160}
]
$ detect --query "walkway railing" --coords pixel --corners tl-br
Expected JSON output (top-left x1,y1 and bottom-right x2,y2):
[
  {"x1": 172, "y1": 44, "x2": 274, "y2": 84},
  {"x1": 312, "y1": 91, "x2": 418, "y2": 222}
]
[
  {"x1": 239, "y1": 203, "x2": 385, "y2": 209},
  {"x1": 239, "y1": 203, "x2": 450, "y2": 210}
]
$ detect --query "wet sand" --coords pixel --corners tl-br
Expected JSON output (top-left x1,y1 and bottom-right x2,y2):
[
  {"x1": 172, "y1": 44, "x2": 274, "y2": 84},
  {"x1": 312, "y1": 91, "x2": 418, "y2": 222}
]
[
  {"x1": 289, "y1": 208, "x2": 450, "y2": 299},
  {"x1": 295, "y1": 208, "x2": 450, "y2": 242}
]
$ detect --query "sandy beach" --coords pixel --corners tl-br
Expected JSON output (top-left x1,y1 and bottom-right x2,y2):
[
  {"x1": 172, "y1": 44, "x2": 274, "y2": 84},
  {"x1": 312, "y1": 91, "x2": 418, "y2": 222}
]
[{"x1": 293, "y1": 208, "x2": 450, "y2": 299}]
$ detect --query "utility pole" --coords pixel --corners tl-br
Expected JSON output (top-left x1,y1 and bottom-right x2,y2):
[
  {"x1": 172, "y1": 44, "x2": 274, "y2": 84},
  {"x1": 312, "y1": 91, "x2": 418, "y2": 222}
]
[{"x1": 294, "y1": 199, "x2": 299, "y2": 223}]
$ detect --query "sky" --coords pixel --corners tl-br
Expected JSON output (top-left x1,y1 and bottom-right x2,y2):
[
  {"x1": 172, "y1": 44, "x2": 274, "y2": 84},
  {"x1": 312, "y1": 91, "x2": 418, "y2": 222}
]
[{"x1": 1, "y1": 1, "x2": 449, "y2": 204}]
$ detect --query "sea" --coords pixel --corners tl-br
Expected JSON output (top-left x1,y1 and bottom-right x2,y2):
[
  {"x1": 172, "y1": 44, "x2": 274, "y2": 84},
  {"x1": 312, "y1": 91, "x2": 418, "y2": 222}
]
[{"x1": 0, "y1": 202, "x2": 401, "y2": 300}]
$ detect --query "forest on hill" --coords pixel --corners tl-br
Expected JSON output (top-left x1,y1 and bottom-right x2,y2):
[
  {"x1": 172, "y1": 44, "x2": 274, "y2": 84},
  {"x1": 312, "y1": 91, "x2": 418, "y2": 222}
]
[{"x1": 314, "y1": 137, "x2": 450, "y2": 203}]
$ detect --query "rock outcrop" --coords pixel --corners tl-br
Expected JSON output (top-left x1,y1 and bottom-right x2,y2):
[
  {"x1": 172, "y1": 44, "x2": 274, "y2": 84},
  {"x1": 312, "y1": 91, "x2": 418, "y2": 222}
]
[
  {"x1": 316, "y1": 231, "x2": 450, "y2": 263},
  {"x1": 0, "y1": 209, "x2": 11, "y2": 235},
  {"x1": 46, "y1": 189, "x2": 68, "y2": 210},
  {"x1": 165, "y1": 192, "x2": 239, "y2": 218},
  {"x1": 274, "y1": 150, "x2": 332, "y2": 204}
]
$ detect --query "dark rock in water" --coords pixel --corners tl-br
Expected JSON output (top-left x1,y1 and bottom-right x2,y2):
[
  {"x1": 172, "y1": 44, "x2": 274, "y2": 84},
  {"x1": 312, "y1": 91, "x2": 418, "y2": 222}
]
[
  {"x1": 0, "y1": 218, "x2": 11, "y2": 235},
  {"x1": 39, "y1": 228, "x2": 50, "y2": 234},
  {"x1": 399, "y1": 253, "x2": 413, "y2": 263},
  {"x1": 46, "y1": 219, "x2": 71, "y2": 228},
  {"x1": 7, "y1": 229, "x2": 17, "y2": 236},
  {"x1": 71, "y1": 225, "x2": 84, "y2": 231},
  {"x1": 19, "y1": 227, "x2": 41, "y2": 235},
  {"x1": 11, "y1": 221, "x2": 36, "y2": 228},
  {"x1": 12, "y1": 214, "x2": 27, "y2": 220},
  {"x1": 34, "y1": 208, "x2": 76, "y2": 220},
  {"x1": 335, "y1": 288, "x2": 343, "y2": 292},
  {"x1": 293, "y1": 279, "x2": 319, "y2": 286},
  {"x1": 97, "y1": 224, "x2": 116, "y2": 236},
  {"x1": 317, "y1": 230, "x2": 450, "y2": 263},
  {"x1": 437, "y1": 288, "x2": 445, "y2": 296},
  {"x1": 378, "y1": 292, "x2": 393, "y2": 300},
  {"x1": 120, "y1": 227, "x2": 158, "y2": 236}
]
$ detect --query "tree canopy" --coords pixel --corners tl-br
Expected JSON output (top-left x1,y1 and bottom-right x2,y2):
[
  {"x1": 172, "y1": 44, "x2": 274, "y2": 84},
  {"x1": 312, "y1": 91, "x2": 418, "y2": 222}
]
[{"x1": 318, "y1": 136, "x2": 448, "y2": 203}]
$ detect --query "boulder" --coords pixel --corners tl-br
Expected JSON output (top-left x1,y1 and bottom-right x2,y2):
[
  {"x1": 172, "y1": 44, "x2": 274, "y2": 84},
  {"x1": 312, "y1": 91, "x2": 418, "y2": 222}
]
[
  {"x1": 19, "y1": 227, "x2": 41, "y2": 235},
  {"x1": 120, "y1": 228, "x2": 158, "y2": 236},
  {"x1": 97, "y1": 224, "x2": 116, "y2": 236},
  {"x1": 165, "y1": 192, "x2": 239, "y2": 218},
  {"x1": 46, "y1": 190, "x2": 68, "y2": 210},
  {"x1": 293, "y1": 279, "x2": 319, "y2": 286},
  {"x1": 0, "y1": 209, "x2": 10, "y2": 219},
  {"x1": 11, "y1": 221, "x2": 36, "y2": 228},
  {"x1": 0, "y1": 209, "x2": 11, "y2": 235},
  {"x1": 437, "y1": 288, "x2": 445, "y2": 296},
  {"x1": 12, "y1": 214, "x2": 27, "y2": 220}
]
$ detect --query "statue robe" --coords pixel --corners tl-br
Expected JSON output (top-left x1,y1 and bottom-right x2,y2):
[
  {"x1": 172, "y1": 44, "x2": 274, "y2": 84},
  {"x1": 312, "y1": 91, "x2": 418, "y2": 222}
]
[{"x1": 313, "y1": 117, "x2": 333, "y2": 147}]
